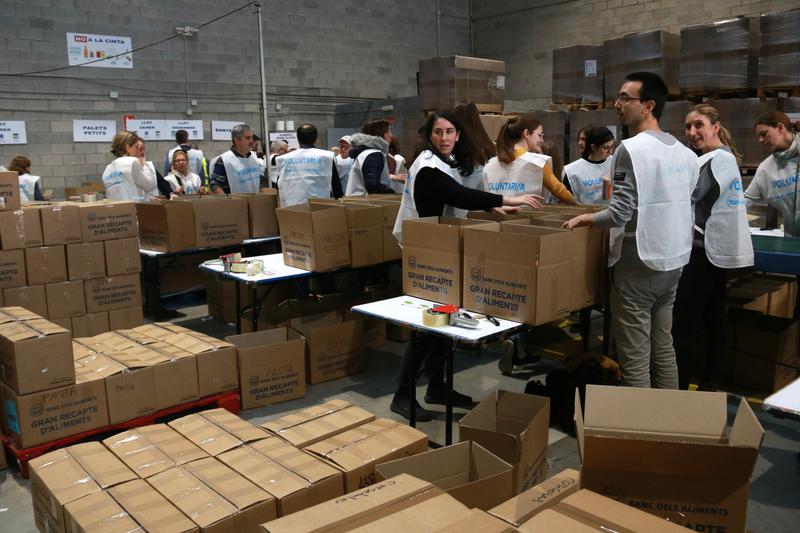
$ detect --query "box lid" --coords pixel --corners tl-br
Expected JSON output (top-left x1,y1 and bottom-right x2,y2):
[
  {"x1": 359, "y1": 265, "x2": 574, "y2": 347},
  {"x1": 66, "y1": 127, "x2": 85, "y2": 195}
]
[
  {"x1": 147, "y1": 467, "x2": 238, "y2": 529},
  {"x1": 250, "y1": 437, "x2": 342, "y2": 485},
  {"x1": 137, "y1": 424, "x2": 209, "y2": 465},
  {"x1": 218, "y1": 445, "x2": 309, "y2": 499},
  {"x1": 75, "y1": 353, "x2": 127, "y2": 378},
  {"x1": 200, "y1": 408, "x2": 270, "y2": 443},
  {"x1": 183, "y1": 456, "x2": 275, "y2": 511},
  {"x1": 29, "y1": 449, "x2": 101, "y2": 506},
  {"x1": 67, "y1": 442, "x2": 137, "y2": 489},
  {"x1": 63, "y1": 491, "x2": 143, "y2": 533},
  {"x1": 103, "y1": 429, "x2": 176, "y2": 478},
  {"x1": 164, "y1": 332, "x2": 232, "y2": 355},
  {"x1": 168, "y1": 413, "x2": 243, "y2": 456},
  {"x1": 108, "y1": 478, "x2": 198, "y2": 533},
  {"x1": 0, "y1": 319, "x2": 68, "y2": 342},
  {"x1": 433, "y1": 509, "x2": 518, "y2": 533},
  {"x1": 261, "y1": 399, "x2": 375, "y2": 447}
]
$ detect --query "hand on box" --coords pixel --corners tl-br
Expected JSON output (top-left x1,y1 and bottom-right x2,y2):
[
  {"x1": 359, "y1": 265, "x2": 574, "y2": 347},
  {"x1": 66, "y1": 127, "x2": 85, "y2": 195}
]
[
  {"x1": 504, "y1": 194, "x2": 544, "y2": 210},
  {"x1": 563, "y1": 213, "x2": 593, "y2": 230},
  {"x1": 390, "y1": 173, "x2": 407, "y2": 183}
]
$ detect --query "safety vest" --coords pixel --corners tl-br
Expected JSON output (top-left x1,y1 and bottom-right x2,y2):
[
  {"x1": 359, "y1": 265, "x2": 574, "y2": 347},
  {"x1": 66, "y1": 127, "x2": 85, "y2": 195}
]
[
  {"x1": 335, "y1": 154, "x2": 353, "y2": 193},
  {"x1": 276, "y1": 148, "x2": 334, "y2": 207},
  {"x1": 346, "y1": 149, "x2": 392, "y2": 196},
  {"x1": 747, "y1": 152, "x2": 800, "y2": 236},
  {"x1": 609, "y1": 132, "x2": 699, "y2": 271},
  {"x1": 102, "y1": 157, "x2": 147, "y2": 201},
  {"x1": 18, "y1": 173, "x2": 41, "y2": 202},
  {"x1": 220, "y1": 150, "x2": 262, "y2": 194},
  {"x1": 697, "y1": 149, "x2": 754, "y2": 268},
  {"x1": 392, "y1": 150, "x2": 461, "y2": 243},
  {"x1": 165, "y1": 172, "x2": 202, "y2": 195},
  {"x1": 564, "y1": 158, "x2": 611, "y2": 205},
  {"x1": 482, "y1": 152, "x2": 549, "y2": 197},
  {"x1": 168, "y1": 145, "x2": 205, "y2": 178}
]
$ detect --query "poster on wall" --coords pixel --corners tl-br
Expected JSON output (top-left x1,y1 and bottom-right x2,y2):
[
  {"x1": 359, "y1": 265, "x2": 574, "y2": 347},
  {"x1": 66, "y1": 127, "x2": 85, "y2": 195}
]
[
  {"x1": 73, "y1": 120, "x2": 116, "y2": 142},
  {"x1": 165, "y1": 120, "x2": 203, "y2": 141},
  {"x1": 126, "y1": 119, "x2": 167, "y2": 140},
  {"x1": 212, "y1": 120, "x2": 244, "y2": 141},
  {"x1": 0, "y1": 121, "x2": 27, "y2": 145},
  {"x1": 66, "y1": 33, "x2": 133, "y2": 69},
  {"x1": 269, "y1": 131, "x2": 299, "y2": 150}
]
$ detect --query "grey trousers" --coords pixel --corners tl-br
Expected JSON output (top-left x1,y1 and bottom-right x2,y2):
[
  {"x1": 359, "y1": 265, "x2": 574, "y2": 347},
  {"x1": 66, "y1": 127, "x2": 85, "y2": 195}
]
[{"x1": 610, "y1": 253, "x2": 683, "y2": 389}]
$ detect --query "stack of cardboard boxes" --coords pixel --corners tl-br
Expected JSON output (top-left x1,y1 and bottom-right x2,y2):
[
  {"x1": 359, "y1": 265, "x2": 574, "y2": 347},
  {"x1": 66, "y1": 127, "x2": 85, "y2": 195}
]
[{"x1": 418, "y1": 55, "x2": 506, "y2": 113}]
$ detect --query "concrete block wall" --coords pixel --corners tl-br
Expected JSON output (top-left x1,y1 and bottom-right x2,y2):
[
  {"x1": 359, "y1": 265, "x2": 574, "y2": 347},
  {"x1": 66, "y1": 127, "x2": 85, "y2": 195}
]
[
  {"x1": 472, "y1": 0, "x2": 800, "y2": 111},
  {"x1": 0, "y1": 0, "x2": 470, "y2": 197}
]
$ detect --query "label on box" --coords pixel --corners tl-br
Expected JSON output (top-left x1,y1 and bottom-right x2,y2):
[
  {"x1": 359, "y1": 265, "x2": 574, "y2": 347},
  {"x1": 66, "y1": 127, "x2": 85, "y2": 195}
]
[
  {"x1": 4, "y1": 399, "x2": 19, "y2": 433},
  {"x1": 198, "y1": 221, "x2": 242, "y2": 245},
  {"x1": 404, "y1": 253, "x2": 458, "y2": 302},
  {"x1": 246, "y1": 365, "x2": 303, "y2": 404},
  {"x1": 584, "y1": 60, "x2": 598, "y2": 77},
  {"x1": 86, "y1": 275, "x2": 140, "y2": 312},
  {"x1": 496, "y1": 75, "x2": 506, "y2": 90}
]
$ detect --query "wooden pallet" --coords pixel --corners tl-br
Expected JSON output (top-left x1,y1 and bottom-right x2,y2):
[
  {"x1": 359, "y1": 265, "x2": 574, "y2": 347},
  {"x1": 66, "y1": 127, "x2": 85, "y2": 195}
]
[
  {"x1": 757, "y1": 86, "x2": 800, "y2": 98},
  {"x1": 1, "y1": 390, "x2": 241, "y2": 477},
  {"x1": 682, "y1": 89, "x2": 758, "y2": 102},
  {"x1": 422, "y1": 103, "x2": 504, "y2": 115},
  {"x1": 551, "y1": 101, "x2": 605, "y2": 111}
]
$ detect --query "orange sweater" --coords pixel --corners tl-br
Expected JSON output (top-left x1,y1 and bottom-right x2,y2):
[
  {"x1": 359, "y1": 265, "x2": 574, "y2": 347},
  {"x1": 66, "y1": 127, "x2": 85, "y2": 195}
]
[{"x1": 514, "y1": 148, "x2": 577, "y2": 204}]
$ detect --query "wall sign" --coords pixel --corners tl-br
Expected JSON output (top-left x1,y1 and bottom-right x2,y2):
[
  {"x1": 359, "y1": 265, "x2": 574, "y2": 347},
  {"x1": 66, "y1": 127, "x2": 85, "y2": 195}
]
[
  {"x1": 165, "y1": 120, "x2": 203, "y2": 141},
  {"x1": 73, "y1": 120, "x2": 116, "y2": 142},
  {"x1": 126, "y1": 119, "x2": 167, "y2": 140},
  {"x1": 0, "y1": 121, "x2": 27, "y2": 145},
  {"x1": 66, "y1": 33, "x2": 133, "y2": 69},
  {"x1": 212, "y1": 120, "x2": 245, "y2": 141}
]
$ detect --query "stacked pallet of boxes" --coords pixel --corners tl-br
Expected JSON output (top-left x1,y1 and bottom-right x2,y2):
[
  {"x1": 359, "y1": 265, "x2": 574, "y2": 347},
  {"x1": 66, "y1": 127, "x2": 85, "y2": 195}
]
[
  {"x1": 758, "y1": 7, "x2": 800, "y2": 89},
  {"x1": 418, "y1": 55, "x2": 506, "y2": 112},
  {"x1": 551, "y1": 45, "x2": 604, "y2": 105},
  {"x1": 604, "y1": 30, "x2": 681, "y2": 99}
]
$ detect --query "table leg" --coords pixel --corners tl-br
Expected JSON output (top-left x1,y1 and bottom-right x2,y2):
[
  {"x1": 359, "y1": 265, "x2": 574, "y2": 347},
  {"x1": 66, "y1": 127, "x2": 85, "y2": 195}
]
[
  {"x1": 235, "y1": 280, "x2": 242, "y2": 335},
  {"x1": 445, "y1": 339, "x2": 455, "y2": 446},
  {"x1": 408, "y1": 333, "x2": 417, "y2": 428},
  {"x1": 251, "y1": 286, "x2": 258, "y2": 333}
]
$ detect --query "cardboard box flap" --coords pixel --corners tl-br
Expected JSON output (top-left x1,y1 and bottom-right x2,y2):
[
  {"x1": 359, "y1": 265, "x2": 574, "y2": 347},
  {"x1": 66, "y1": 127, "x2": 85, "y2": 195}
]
[
  {"x1": 0, "y1": 320, "x2": 65, "y2": 342},
  {"x1": 265, "y1": 405, "x2": 376, "y2": 447},
  {"x1": 103, "y1": 350, "x2": 152, "y2": 370},
  {"x1": 730, "y1": 397, "x2": 765, "y2": 450},
  {"x1": 583, "y1": 385, "x2": 727, "y2": 441},
  {"x1": 72, "y1": 340, "x2": 96, "y2": 360},
  {"x1": 218, "y1": 445, "x2": 309, "y2": 499},
  {"x1": 434, "y1": 509, "x2": 518, "y2": 533},
  {"x1": 63, "y1": 490, "x2": 143, "y2": 533},
  {"x1": 67, "y1": 442, "x2": 137, "y2": 490},
  {"x1": 75, "y1": 353, "x2": 127, "y2": 377},
  {"x1": 166, "y1": 332, "x2": 223, "y2": 354},
  {"x1": 575, "y1": 389, "x2": 585, "y2": 460},
  {"x1": 148, "y1": 467, "x2": 238, "y2": 529},
  {"x1": 183, "y1": 456, "x2": 275, "y2": 511},
  {"x1": 29, "y1": 449, "x2": 101, "y2": 506},
  {"x1": 0, "y1": 306, "x2": 40, "y2": 321},
  {"x1": 304, "y1": 418, "x2": 394, "y2": 456},
  {"x1": 131, "y1": 323, "x2": 174, "y2": 341},
  {"x1": 115, "y1": 328, "x2": 159, "y2": 346},
  {"x1": 169, "y1": 413, "x2": 243, "y2": 456},
  {"x1": 403, "y1": 216, "x2": 494, "y2": 252},
  {"x1": 344, "y1": 203, "x2": 385, "y2": 229},
  {"x1": 137, "y1": 424, "x2": 209, "y2": 465},
  {"x1": 498, "y1": 222, "x2": 574, "y2": 266},
  {"x1": 261, "y1": 399, "x2": 352, "y2": 432},
  {"x1": 348, "y1": 492, "x2": 471, "y2": 532},
  {"x1": 91, "y1": 331, "x2": 140, "y2": 351},
  {"x1": 122, "y1": 345, "x2": 173, "y2": 366},
  {"x1": 322, "y1": 423, "x2": 427, "y2": 471},
  {"x1": 200, "y1": 408, "x2": 270, "y2": 443},
  {"x1": 108, "y1": 479, "x2": 199, "y2": 533},
  {"x1": 250, "y1": 438, "x2": 341, "y2": 484},
  {"x1": 489, "y1": 468, "x2": 580, "y2": 527},
  {"x1": 103, "y1": 429, "x2": 176, "y2": 478}
]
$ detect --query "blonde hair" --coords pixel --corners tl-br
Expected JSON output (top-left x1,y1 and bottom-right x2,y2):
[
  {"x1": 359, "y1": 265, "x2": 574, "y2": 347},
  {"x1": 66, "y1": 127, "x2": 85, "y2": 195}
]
[
  {"x1": 687, "y1": 104, "x2": 742, "y2": 165},
  {"x1": 110, "y1": 131, "x2": 140, "y2": 158}
]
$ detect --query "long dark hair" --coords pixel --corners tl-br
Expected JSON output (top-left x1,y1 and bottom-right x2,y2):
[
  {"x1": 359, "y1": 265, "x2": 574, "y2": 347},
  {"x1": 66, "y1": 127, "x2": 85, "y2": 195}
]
[
  {"x1": 496, "y1": 115, "x2": 541, "y2": 164},
  {"x1": 454, "y1": 101, "x2": 496, "y2": 166},
  {"x1": 581, "y1": 126, "x2": 615, "y2": 160},
  {"x1": 422, "y1": 111, "x2": 475, "y2": 177},
  {"x1": 755, "y1": 111, "x2": 800, "y2": 133}
]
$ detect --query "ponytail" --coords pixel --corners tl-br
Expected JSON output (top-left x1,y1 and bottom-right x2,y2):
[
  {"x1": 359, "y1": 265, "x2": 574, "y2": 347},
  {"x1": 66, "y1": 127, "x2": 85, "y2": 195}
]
[
  {"x1": 717, "y1": 125, "x2": 743, "y2": 166},
  {"x1": 496, "y1": 114, "x2": 541, "y2": 165}
]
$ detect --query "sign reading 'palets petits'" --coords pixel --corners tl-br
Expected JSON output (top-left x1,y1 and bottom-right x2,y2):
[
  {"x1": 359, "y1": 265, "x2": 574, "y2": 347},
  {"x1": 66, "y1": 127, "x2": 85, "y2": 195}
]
[{"x1": 73, "y1": 120, "x2": 117, "y2": 142}]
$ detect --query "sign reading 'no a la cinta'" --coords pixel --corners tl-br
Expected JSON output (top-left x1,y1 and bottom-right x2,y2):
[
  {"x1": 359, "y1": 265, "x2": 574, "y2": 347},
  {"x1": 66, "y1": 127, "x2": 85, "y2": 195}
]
[{"x1": 66, "y1": 32, "x2": 133, "y2": 69}]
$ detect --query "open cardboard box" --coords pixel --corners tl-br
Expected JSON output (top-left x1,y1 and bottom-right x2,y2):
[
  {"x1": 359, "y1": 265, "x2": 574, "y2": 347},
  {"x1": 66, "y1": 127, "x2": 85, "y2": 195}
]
[
  {"x1": 576, "y1": 385, "x2": 764, "y2": 533},
  {"x1": 489, "y1": 468, "x2": 580, "y2": 527},
  {"x1": 276, "y1": 203, "x2": 350, "y2": 272}
]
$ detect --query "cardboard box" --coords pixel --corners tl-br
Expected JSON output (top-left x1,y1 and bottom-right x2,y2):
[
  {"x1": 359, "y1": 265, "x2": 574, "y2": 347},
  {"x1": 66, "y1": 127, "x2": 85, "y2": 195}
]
[
  {"x1": 186, "y1": 195, "x2": 249, "y2": 248},
  {"x1": 261, "y1": 398, "x2": 375, "y2": 448},
  {"x1": 3, "y1": 284, "x2": 48, "y2": 317},
  {"x1": 517, "y1": 489, "x2": 687, "y2": 532},
  {"x1": 45, "y1": 280, "x2": 86, "y2": 319},
  {"x1": 205, "y1": 272, "x2": 237, "y2": 323},
  {"x1": 419, "y1": 55, "x2": 506, "y2": 111},
  {"x1": 462, "y1": 222, "x2": 573, "y2": 326},
  {"x1": 137, "y1": 423, "x2": 209, "y2": 465},
  {"x1": 738, "y1": 277, "x2": 793, "y2": 318},
  {"x1": 108, "y1": 478, "x2": 200, "y2": 533},
  {"x1": 199, "y1": 408, "x2": 271, "y2": 443},
  {"x1": 25, "y1": 245, "x2": 68, "y2": 285},
  {"x1": 732, "y1": 314, "x2": 799, "y2": 393},
  {"x1": 226, "y1": 327, "x2": 306, "y2": 409},
  {"x1": 2, "y1": 377, "x2": 108, "y2": 448},
  {"x1": 343, "y1": 203, "x2": 384, "y2": 268},
  {"x1": 64, "y1": 489, "x2": 142, "y2": 533},
  {"x1": 435, "y1": 509, "x2": 518, "y2": 532},
  {"x1": 78, "y1": 201, "x2": 138, "y2": 242},
  {"x1": 169, "y1": 412, "x2": 244, "y2": 456},
  {"x1": 604, "y1": 30, "x2": 681, "y2": 97},
  {"x1": 0, "y1": 172, "x2": 21, "y2": 211},
  {"x1": 552, "y1": 45, "x2": 605, "y2": 104},
  {"x1": 82, "y1": 351, "x2": 156, "y2": 425},
  {"x1": 479, "y1": 115, "x2": 516, "y2": 143},
  {"x1": 0, "y1": 208, "x2": 43, "y2": 249},
  {"x1": 304, "y1": 417, "x2": 428, "y2": 492},
  {"x1": 103, "y1": 237, "x2": 141, "y2": 276},
  {"x1": 127, "y1": 343, "x2": 199, "y2": 410},
  {"x1": 357, "y1": 199, "x2": 402, "y2": 262},
  {"x1": 103, "y1": 428, "x2": 177, "y2": 478},
  {"x1": 163, "y1": 332, "x2": 239, "y2": 397},
  {"x1": 147, "y1": 466, "x2": 240, "y2": 532},
  {"x1": 488, "y1": 468, "x2": 580, "y2": 527},
  {"x1": 375, "y1": 441, "x2": 514, "y2": 511},
  {"x1": 459, "y1": 390, "x2": 550, "y2": 495},
  {"x1": 727, "y1": 286, "x2": 769, "y2": 313},
  {"x1": 402, "y1": 217, "x2": 497, "y2": 306},
  {"x1": 291, "y1": 311, "x2": 379, "y2": 384},
  {"x1": 71, "y1": 312, "x2": 109, "y2": 338},
  {"x1": 183, "y1": 456, "x2": 278, "y2": 531},
  {"x1": 262, "y1": 474, "x2": 469, "y2": 533},
  {"x1": 107, "y1": 305, "x2": 144, "y2": 330},
  {"x1": 758, "y1": 7, "x2": 800, "y2": 88},
  {"x1": 576, "y1": 385, "x2": 764, "y2": 533},
  {"x1": 135, "y1": 200, "x2": 196, "y2": 252},
  {"x1": 235, "y1": 190, "x2": 279, "y2": 238},
  {"x1": 65, "y1": 242, "x2": 105, "y2": 281},
  {"x1": 0, "y1": 310, "x2": 74, "y2": 394},
  {"x1": 35, "y1": 203, "x2": 82, "y2": 245},
  {"x1": 84, "y1": 274, "x2": 141, "y2": 313},
  {"x1": 277, "y1": 203, "x2": 350, "y2": 272},
  {"x1": 0, "y1": 249, "x2": 26, "y2": 289}
]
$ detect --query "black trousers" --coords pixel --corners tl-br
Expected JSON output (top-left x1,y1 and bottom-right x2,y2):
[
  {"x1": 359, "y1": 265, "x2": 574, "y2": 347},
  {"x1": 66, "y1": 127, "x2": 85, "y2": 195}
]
[
  {"x1": 672, "y1": 247, "x2": 728, "y2": 390},
  {"x1": 396, "y1": 331, "x2": 448, "y2": 393}
]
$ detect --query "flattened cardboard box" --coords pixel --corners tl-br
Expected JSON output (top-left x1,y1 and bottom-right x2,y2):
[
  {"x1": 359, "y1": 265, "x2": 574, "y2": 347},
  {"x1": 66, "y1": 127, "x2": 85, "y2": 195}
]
[
  {"x1": 35, "y1": 203, "x2": 82, "y2": 245},
  {"x1": 277, "y1": 203, "x2": 350, "y2": 272},
  {"x1": 108, "y1": 478, "x2": 200, "y2": 533},
  {"x1": 0, "y1": 172, "x2": 21, "y2": 211},
  {"x1": 187, "y1": 195, "x2": 249, "y2": 248},
  {"x1": 261, "y1": 398, "x2": 375, "y2": 448},
  {"x1": 459, "y1": 390, "x2": 550, "y2": 495},
  {"x1": 375, "y1": 440, "x2": 514, "y2": 511},
  {"x1": 226, "y1": 327, "x2": 306, "y2": 410},
  {"x1": 3, "y1": 284, "x2": 48, "y2": 318},
  {"x1": 489, "y1": 468, "x2": 580, "y2": 527},
  {"x1": 84, "y1": 273, "x2": 141, "y2": 313},
  {"x1": 402, "y1": 217, "x2": 498, "y2": 306},
  {"x1": 104, "y1": 237, "x2": 141, "y2": 276},
  {"x1": 78, "y1": 201, "x2": 138, "y2": 242},
  {"x1": 46, "y1": 280, "x2": 87, "y2": 319},
  {"x1": 576, "y1": 385, "x2": 764, "y2": 533},
  {"x1": 66, "y1": 242, "x2": 106, "y2": 280},
  {"x1": 25, "y1": 245, "x2": 68, "y2": 285},
  {"x1": 0, "y1": 208, "x2": 43, "y2": 249},
  {"x1": 107, "y1": 305, "x2": 144, "y2": 330},
  {"x1": 135, "y1": 200, "x2": 196, "y2": 252},
  {"x1": 235, "y1": 190, "x2": 279, "y2": 238},
  {"x1": 462, "y1": 223, "x2": 572, "y2": 326},
  {"x1": 0, "y1": 249, "x2": 26, "y2": 289}
]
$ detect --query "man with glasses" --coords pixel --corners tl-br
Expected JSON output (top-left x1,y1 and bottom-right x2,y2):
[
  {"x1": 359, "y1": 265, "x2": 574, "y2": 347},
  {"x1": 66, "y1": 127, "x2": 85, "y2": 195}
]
[{"x1": 563, "y1": 72, "x2": 699, "y2": 389}]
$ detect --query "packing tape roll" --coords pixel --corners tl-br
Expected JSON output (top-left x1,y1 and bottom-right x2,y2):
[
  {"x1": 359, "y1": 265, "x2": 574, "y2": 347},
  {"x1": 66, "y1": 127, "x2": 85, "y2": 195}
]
[{"x1": 422, "y1": 309, "x2": 449, "y2": 327}]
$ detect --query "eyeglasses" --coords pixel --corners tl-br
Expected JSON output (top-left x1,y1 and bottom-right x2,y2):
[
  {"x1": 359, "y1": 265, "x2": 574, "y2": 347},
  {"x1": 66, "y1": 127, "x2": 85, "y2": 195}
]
[{"x1": 615, "y1": 95, "x2": 643, "y2": 104}]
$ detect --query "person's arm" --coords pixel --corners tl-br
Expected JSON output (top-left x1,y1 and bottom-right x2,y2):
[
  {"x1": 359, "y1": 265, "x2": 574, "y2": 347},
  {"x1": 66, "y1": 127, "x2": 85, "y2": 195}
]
[
  {"x1": 362, "y1": 152, "x2": 395, "y2": 194},
  {"x1": 210, "y1": 158, "x2": 229, "y2": 194},
  {"x1": 33, "y1": 181, "x2": 44, "y2": 201},
  {"x1": 331, "y1": 162, "x2": 343, "y2": 199},
  {"x1": 131, "y1": 159, "x2": 157, "y2": 193},
  {"x1": 156, "y1": 172, "x2": 174, "y2": 197},
  {"x1": 163, "y1": 154, "x2": 171, "y2": 176},
  {"x1": 543, "y1": 163, "x2": 577, "y2": 204},
  {"x1": 743, "y1": 171, "x2": 764, "y2": 208}
]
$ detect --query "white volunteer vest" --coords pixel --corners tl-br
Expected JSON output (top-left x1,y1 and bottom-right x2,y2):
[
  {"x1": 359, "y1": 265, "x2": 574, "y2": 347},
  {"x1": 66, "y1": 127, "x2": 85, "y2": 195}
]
[
  {"x1": 482, "y1": 152, "x2": 549, "y2": 197},
  {"x1": 142, "y1": 161, "x2": 159, "y2": 198},
  {"x1": 276, "y1": 148, "x2": 334, "y2": 207},
  {"x1": 221, "y1": 150, "x2": 262, "y2": 193},
  {"x1": 564, "y1": 158, "x2": 611, "y2": 205},
  {"x1": 609, "y1": 132, "x2": 699, "y2": 271},
  {"x1": 392, "y1": 150, "x2": 461, "y2": 243},
  {"x1": 697, "y1": 149, "x2": 754, "y2": 268},
  {"x1": 335, "y1": 154, "x2": 353, "y2": 192},
  {"x1": 165, "y1": 172, "x2": 202, "y2": 195},
  {"x1": 102, "y1": 157, "x2": 146, "y2": 201},
  {"x1": 748, "y1": 153, "x2": 800, "y2": 236},
  {"x1": 346, "y1": 148, "x2": 392, "y2": 196},
  {"x1": 18, "y1": 173, "x2": 41, "y2": 202},
  {"x1": 168, "y1": 146, "x2": 205, "y2": 177}
]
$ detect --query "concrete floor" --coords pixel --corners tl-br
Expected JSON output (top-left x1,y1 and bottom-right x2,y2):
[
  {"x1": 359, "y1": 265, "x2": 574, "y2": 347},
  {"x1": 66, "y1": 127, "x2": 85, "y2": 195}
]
[{"x1": 0, "y1": 301, "x2": 798, "y2": 532}]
